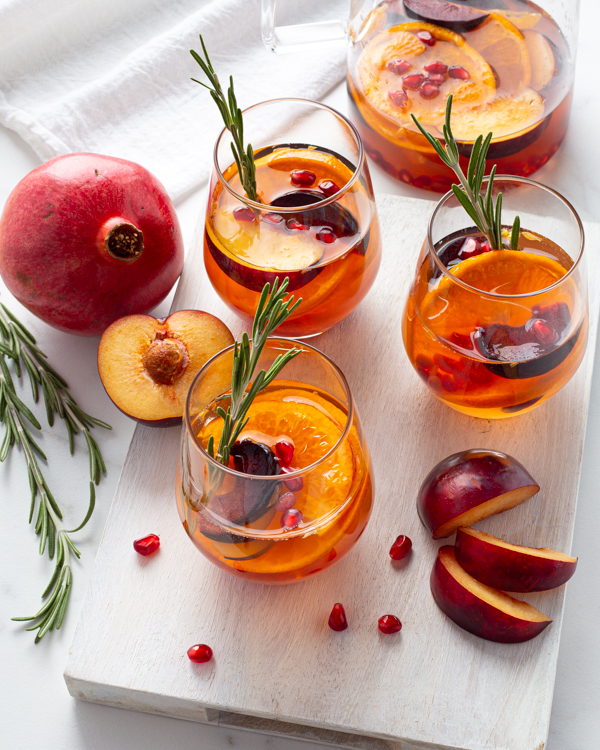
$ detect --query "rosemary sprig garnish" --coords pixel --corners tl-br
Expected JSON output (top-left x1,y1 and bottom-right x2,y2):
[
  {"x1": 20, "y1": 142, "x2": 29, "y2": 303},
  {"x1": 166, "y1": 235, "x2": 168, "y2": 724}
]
[
  {"x1": 0, "y1": 303, "x2": 110, "y2": 641},
  {"x1": 191, "y1": 35, "x2": 258, "y2": 203},
  {"x1": 208, "y1": 277, "x2": 301, "y2": 466},
  {"x1": 412, "y1": 95, "x2": 520, "y2": 251}
]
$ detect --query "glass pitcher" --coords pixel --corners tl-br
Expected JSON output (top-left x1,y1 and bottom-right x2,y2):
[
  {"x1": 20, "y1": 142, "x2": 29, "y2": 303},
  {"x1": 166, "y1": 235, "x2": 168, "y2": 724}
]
[{"x1": 262, "y1": 0, "x2": 579, "y2": 192}]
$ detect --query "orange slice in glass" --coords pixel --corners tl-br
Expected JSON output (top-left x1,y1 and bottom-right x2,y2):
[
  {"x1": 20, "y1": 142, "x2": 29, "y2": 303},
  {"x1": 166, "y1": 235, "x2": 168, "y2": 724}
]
[{"x1": 468, "y1": 13, "x2": 531, "y2": 93}]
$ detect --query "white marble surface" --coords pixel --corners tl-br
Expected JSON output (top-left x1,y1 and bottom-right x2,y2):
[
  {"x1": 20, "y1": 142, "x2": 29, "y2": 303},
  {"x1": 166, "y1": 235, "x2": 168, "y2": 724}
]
[{"x1": 0, "y1": 2, "x2": 599, "y2": 747}]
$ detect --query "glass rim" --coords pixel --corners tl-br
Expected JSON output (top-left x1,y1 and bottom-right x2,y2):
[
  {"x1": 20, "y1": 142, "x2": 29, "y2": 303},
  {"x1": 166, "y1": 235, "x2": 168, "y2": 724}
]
[
  {"x1": 212, "y1": 97, "x2": 366, "y2": 212},
  {"x1": 184, "y1": 336, "x2": 355, "y2": 480},
  {"x1": 427, "y1": 175, "x2": 585, "y2": 299}
]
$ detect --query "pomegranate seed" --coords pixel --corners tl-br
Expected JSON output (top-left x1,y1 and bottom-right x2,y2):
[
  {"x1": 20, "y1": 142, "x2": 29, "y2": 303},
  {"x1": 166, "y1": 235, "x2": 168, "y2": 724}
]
[
  {"x1": 281, "y1": 465, "x2": 304, "y2": 492},
  {"x1": 388, "y1": 89, "x2": 408, "y2": 107},
  {"x1": 275, "y1": 491, "x2": 296, "y2": 513},
  {"x1": 387, "y1": 59, "x2": 412, "y2": 76},
  {"x1": 187, "y1": 644, "x2": 213, "y2": 663},
  {"x1": 233, "y1": 206, "x2": 255, "y2": 222},
  {"x1": 417, "y1": 30, "x2": 435, "y2": 46},
  {"x1": 389, "y1": 535, "x2": 412, "y2": 560},
  {"x1": 291, "y1": 169, "x2": 316, "y2": 187},
  {"x1": 328, "y1": 603, "x2": 348, "y2": 632},
  {"x1": 402, "y1": 73, "x2": 424, "y2": 90},
  {"x1": 275, "y1": 440, "x2": 294, "y2": 466},
  {"x1": 449, "y1": 66, "x2": 470, "y2": 80},
  {"x1": 480, "y1": 240, "x2": 492, "y2": 253},
  {"x1": 420, "y1": 83, "x2": 440, "y2": 99},
  {"x1": 458, "y1": 237, "x2": 481, "y2": 259},
  {"x1": 263, "y1": 212, "x2": 283, "y2": 225},
  {"x1": 133, "y1": 534, "x2": 160, "y2": 556},
  {"x1": 529, "y1": 318, "x2": 557, "y2": 344},
  {"x1": 287, "y1": 218, "x2": 309, "y2": 231},
  {"x1": 317, "y1": 228, "x2": 336, "y2": 244},
  {"x1": 427, "y1": 73, "x2": 446, "y2": 86},
  {"x1": 328, "y1": 548, "x2": 337, "y2": 561},
  {"x1": 281, "y1": 507, "x2": 303, "y2": 530},
  {"x1": 440, "y1": 374, "x2": 457, "y2": 392},
  {"x1": 424, "y1": 61, "x2": 448, "y2": 75},
  {"x1": 378, "y1": 614, "x2": 402, "y2": 634},
  {"x1": 318, "y1": 180, "x2": 340, "y2": 197}
]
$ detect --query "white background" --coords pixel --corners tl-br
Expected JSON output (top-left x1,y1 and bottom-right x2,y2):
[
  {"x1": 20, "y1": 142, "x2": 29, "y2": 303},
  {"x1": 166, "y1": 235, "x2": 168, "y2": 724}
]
[{"x1": 1, "y1": 3, "x2": 599, "y2": 748}]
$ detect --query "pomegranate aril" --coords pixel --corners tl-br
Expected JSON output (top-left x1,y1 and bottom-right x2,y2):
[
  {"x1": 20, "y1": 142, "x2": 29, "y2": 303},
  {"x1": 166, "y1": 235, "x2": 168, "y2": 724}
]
[
  {"x1": 531, "y1": 301, "x2": 570, "y2": 333},
  {"x1": 528, "y1": 318, "x2": 557, "y2": 344},
  {"x1": 387, "y1": 59, "x2": 412, "y2": 76},
  {"x1": 328, "y1": 548, "x2": 337, "y2": 561},
  {"x1": 458, "y1": 237, "x2": 481, "y2": 259},
  {"x1": 424, "y1": 60, "x2": 448, "y2": 75},
  {"x1": 417, "y1": 30, "x2": 436, "y2": 46},
  {"x1": 420, "y1": 83, "x2": 440, "y2": 99},
  {"x1": 378, "y1": 614, "x2": 402, "y2": 634},
  {"x1": 187, "y1": 644, "x2": 213, "y2": 663},
  {"x1": 433, "y1": 353, "x2": 461, "y2": 373},
  {"x1": 402, "y1": 73, "x2": 424, "y2": 90},
  {"x1": 389, "y1": 535, "x2": 412, "y2": 560},
  {"x1": 275, "y1": 440, "x2": 294, "y2": 466},
  {"x1": 291, "y1": 169, "x2": 316, "y2": 187},
  {"x1": 275, "y1": 491, "x2": 296, "y2": 513},
  {"x1": 328, "y1": 603, "x2": 348, "y2": 632},
  {"x1": 133, "y1": 534, "x2": 160, "y2": 556},
  {"x1": 426, "y1": 73, "x2": 445, "y2": 86},
  {"x1": 281, "y1": 465, "x2": 304, "y2": 492},
  {"x1": 263, "y1": 212, "x2": 283, "y2": 225},
  {"x1": 318, "y1": 180, "x2": 340, "y2": 197},
  {"x1": 233, "y1": 206, "x2": 255, "y2": 222},
  {"x1": 317, "y1": 228, "x2": 336, "y2": 244},
  {"x1": 449, "y1": 66, "x2": 470, "y2": 80},
  {"x1": 388, "y1": 89, "x2": 409, "y2": 107},
  {"x1": 287, "y1": 218, "x2": 309, "y2": 231},
  {"x1": 281, "y1": 507, "x2": 303, "y2": 530}
]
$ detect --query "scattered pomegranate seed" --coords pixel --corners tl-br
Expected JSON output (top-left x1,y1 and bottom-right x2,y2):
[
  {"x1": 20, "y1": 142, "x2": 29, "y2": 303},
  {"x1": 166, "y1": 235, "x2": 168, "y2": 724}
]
[
  {"x1": 233, "y1": 206, "x2": 255, "y2": 222},
  {"x1": 426, "y1": 73, "x2": 446, "y2": 86},
  {"x1": 388, "y1": 89, "x2": 408, "y2": 107},
  {"x1": 529, "y1": 318, "x2": 557, "y2": 344},
  {"x1": 328, "y1": 603, "x2": 348, "y2": 632},
  {"x1": 275, "y1": 491, "x2": 296, "y2": 513},
  {"x1": 281, "y1": 507, "x2": 303, "y2": 530},
  {"x1": 318, "y1": 180, "x2": 340, "y2": 197},
  {"x1": 449, "y1": 66, "x2": 470, "y2": 80},
  {"x1": 417, "y1": 30, "x2": 436, "y2": 46},
  {"x1": 420, "y1": 83, "x2": 440, "y2": 99},
  {"x1": 274, "y1": 441, "x2": 294, "y2": 467},
  {"x1": 389, "y1": 535, "x2": 412, "y2": 560},
  {"x1": 317, "y1": 228, "x2": 336, "y2": 244},
  {"x1": 133, "y1": 534, "x2": 160, "y2": 556},
  {"x1": 187, "y1": 644, "x2": 213, "y2": 663},
  {"x1": 263, "y1": 212, "x2": 283, "y2": 225},
  {"x1": 387, "y1": 59, "x2": 412, "y2": 76},
  {"x1": 424, "y1": 61, "x2": 448, "y2": 75},
  {"x1": 402, "y1": 73, "x2": 424, "y2": 90},
  {"x1": 291, "y1": 169, "x2": 316, "y2": 187},
  {"x1": 281, "y1": 466, "x2": 304, "y2": 492},
  {"x1": 378, "y1": 615, "x2": 402, "y2": 634},
  {"x1": 287, "y1": 218, "x2": 309, "y2": 231}
]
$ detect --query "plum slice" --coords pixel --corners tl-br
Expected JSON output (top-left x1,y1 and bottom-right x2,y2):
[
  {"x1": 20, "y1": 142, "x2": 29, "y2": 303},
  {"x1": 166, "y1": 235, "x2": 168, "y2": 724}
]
[{"x1": 403, "y1": 0, "x2": 489, "y2": 32}]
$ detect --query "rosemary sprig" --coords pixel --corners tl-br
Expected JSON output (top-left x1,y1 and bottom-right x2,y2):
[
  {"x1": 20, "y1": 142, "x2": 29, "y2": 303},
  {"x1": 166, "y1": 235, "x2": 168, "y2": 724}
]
[
  {"x1": 411, "y1": 95, "x2": 520, "y2": 251},
  {"x1": 208, "y1": 277, "x2": 301, "y2": 466},
  {"x1": 190, "y1": 35, "x2": 258, "y2": 202},
  {"x1": 0, "y1": 303, "x2": 110, "y2": 641}
]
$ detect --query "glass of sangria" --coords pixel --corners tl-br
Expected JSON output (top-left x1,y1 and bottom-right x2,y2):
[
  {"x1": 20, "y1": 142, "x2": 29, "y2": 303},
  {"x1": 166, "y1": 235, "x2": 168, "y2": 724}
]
[
  {"x1": 204, "y1": 98, "x2": 381, "y2": 338},
  {"x1": 177, "y1": 338, "x2": 374, "y2": 583},
  {"x1": 262, "y1": 0, "x2": 579, "y2": 191},
  {"x1": 403, "y1": 176, "x2": 587, "y2": 418}
]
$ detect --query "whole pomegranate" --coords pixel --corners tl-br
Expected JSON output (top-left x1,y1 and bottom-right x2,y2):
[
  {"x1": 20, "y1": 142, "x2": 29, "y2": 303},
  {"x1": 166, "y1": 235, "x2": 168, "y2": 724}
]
[{"x1": 0, "y1": 153, "x2": 184, "y2": 336}]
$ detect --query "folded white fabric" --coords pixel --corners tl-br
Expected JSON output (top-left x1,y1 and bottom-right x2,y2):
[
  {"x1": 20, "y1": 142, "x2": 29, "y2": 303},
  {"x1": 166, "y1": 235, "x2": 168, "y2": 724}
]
[{"x1": 0, "y1": 0, "x2": 347, "y2": 201}]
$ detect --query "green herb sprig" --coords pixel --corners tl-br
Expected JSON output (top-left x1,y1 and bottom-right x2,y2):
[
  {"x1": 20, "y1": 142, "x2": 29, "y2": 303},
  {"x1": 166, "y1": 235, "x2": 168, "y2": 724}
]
[
  {"x1": 412, "y1": 95, "x2": 520, "y2": 251},
  {"x1": 208, "y1": 278, "x2": 301, "y2": 466},
  {"x1": 0, "y1": 303, "x2": 110, "y2": 641},
  {"x1": 191, "y1": 35, "x2": 258, "y2": 202}
]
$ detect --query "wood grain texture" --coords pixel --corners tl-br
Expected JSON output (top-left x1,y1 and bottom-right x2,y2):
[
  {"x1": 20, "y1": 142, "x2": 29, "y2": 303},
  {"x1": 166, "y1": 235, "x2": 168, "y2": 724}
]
[{"x1": 64, "y1": 195, "x2": 600, "y2": 750}]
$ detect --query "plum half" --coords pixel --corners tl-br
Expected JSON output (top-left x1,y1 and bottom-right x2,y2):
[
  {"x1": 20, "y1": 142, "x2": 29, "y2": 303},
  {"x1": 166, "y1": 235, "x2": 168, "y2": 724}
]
[{"x1": 98, "y1": 310, "x2": 233, "y2": 426}]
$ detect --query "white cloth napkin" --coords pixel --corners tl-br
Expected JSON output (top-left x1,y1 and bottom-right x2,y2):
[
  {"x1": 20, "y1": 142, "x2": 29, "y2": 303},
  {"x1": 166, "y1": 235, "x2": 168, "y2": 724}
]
[{"x1": 0, "y1": 0, "x2": 347, "y2": 201}]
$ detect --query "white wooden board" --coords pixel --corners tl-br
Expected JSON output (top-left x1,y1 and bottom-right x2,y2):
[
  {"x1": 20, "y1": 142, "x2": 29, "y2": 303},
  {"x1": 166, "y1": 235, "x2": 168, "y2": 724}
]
[{"x1": 65, "y1": 195, "x2": 600, "y2": 750}]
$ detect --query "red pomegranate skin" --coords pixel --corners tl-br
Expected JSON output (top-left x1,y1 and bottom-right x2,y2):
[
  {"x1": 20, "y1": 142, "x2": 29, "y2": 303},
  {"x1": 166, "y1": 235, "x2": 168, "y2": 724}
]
[{"x1": 0, "y1": 153, "x2": 184, "y2": 336}]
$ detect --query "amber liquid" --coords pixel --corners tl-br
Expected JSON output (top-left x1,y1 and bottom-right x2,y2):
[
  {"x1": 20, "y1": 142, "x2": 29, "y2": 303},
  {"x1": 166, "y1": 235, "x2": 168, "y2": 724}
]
[
  {"x1": 402, "y1": 229, "x2": 587, "y2": 418},
  {"x1": 204, "y1": 145, "x2": 381, "y2": 338},
  {"x1": 176, "y1": 382, "x2": 374, "y2": 584},
  {"x1": 348, "y1": 0, "x2": 573, "y2": 191}
]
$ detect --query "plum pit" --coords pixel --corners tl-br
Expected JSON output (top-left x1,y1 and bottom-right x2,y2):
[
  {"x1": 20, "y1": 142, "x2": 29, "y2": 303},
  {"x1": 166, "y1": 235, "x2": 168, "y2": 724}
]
[{"x1": 144, "y1": 336, "x2": 189, "y2": 385}]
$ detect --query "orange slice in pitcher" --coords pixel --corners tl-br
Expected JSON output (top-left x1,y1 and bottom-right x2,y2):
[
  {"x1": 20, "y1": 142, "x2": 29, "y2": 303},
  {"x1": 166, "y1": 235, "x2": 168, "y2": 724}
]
[
  {"x1": 450, "y1": 87, "x2": 544, "y2": 141},
  {"x1": 468, "y1": 13, "x2": 531, "y2": 93}
]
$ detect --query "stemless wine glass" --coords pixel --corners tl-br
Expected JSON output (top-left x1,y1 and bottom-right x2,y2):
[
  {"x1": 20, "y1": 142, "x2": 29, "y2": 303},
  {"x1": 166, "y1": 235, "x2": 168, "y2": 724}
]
[
  {"x1": 204, "y1": 98, "x2": 381, "y2": 338},
  {"x1": 177, "y1": 338, "x2": 374, "y2": 583},
  {"x1": 402, "y1": 176, "x2": 587, "y2": 418}
]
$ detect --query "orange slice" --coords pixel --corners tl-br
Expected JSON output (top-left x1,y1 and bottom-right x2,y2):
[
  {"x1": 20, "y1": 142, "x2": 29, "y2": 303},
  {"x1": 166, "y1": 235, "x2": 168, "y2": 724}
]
[
  {"x1": 450, "y1": 87, "x2": 544, "y2": 140},
  {"x1": 468, "y1": 13, "x2": 531, "y2": 93},
  {"x1": 501, "y1": 9, "x2": 542, "y2": 30},
  {"x1": 523, "y1": 30, "x2": 556, "y2": 91}
]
